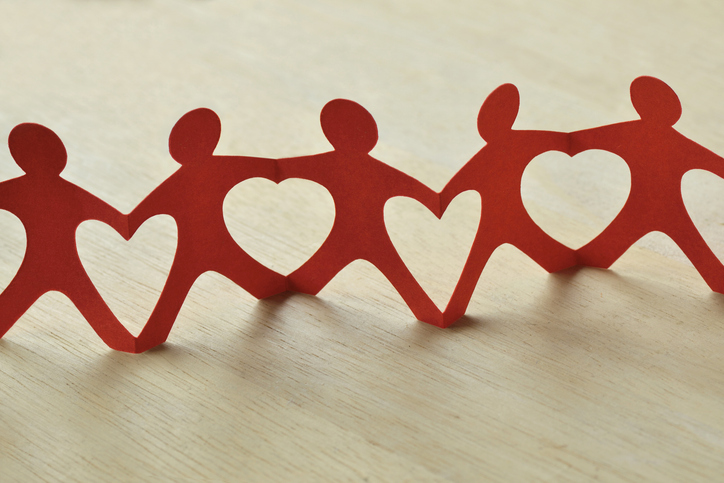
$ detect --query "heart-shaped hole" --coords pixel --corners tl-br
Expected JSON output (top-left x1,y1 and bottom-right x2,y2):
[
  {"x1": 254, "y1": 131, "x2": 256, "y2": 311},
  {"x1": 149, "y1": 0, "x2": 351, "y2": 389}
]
[
  {"x1": 77, "y1": 215, "x2": 177, "y2": 336},
  {"x1": 385, "y1": 191, "x2": 481, "y2": 310},
  {"x1": 682, "y1": 169, "x2": 724, "y2": 265},
  {"x1": 0, "y1": 210, "x2": 26, "y2": 293},
  {"x1": 522, "y1": 149, "x2": 631, "y2": 249},
  {"x1": 224, "y1": 178, "x2": 335, "y2": 275}
]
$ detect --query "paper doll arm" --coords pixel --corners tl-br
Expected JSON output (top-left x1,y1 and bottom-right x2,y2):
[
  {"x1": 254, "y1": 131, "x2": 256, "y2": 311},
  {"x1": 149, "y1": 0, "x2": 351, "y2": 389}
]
[
  {"x1": 538, "y1": 131, "x2": 570, "y2": 154},
  {"x1": 390, "y1": 169, "x2": 441, "y2": 218},
  {"x1": 80, "y1": 190, "x2": 130, "y2": 240},
  {"x1": 569, "y1": 124, "x2": 625, "y2": 156},
  {"x1": 276, "y1": 155, "x2": 319, "y2": 182},
  {"x1": 569, "y1": 127, "x2": 603, "y2": 156},
  {"x1": 440, "y1": 162, "x2": 476, "y2": 212},
  {"x1": 0, "y1": 184, "x2": 17, "y2": 217},
  {"x1": 127, "y1": 190, "x2": 167, "y2": 238},
  {"x1": 222, "y1": 156, "x2": 278, "y2": 183},
  {"x1": 690, "y1": 143, "x2": 724, "y2": 179}
]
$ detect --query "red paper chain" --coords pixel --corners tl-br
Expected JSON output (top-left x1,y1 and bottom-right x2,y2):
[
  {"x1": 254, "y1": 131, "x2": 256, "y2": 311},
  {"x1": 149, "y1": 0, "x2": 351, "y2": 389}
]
[{"x1": 0, "y1": 76, "x2": 721, "y2": 353}]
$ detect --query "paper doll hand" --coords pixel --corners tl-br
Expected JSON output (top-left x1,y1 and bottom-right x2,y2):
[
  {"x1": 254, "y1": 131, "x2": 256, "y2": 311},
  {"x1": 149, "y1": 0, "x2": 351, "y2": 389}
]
[
  {"x1": 692, "y1": 143, "x2": 724, "y2": 180},
  {"x1": 81, "y1": 191, "x2": 131, "y2": 241},
  {"x1": 258, "y1": 157, "x2": 278, "y2": 183},
  {"x1": 568, "y1": 130, "x2": 592, "y2": 156},
  {"x1": 568, "y1": 126, "x2": 616, "y2": 156},
  {"x1": 440, "y1": 165, "x2": 473, "y2": 214},
  {"x1": 276, "y1": 159, "x2": 290, "y2": 182},
  {"x1": 439, "y1": 187, "x2": 452, "y2": 214},
  {"x1": 127, "y1": 197, "x2": 160, "y2": 238},
  {"x1": 411, "y1": 184, "x2": 442, "y2": 219},
  {"x1": 108, "y1": 210, "x2": 131, "y2": 241},
  {"x1": 97, "y1": 208, "x2": 130, "y2": 241},
  {"x1": 542, "y1": 130, "x2": 570, "y2": 154},
  {"x1": 276, "y1": 155, "x2": 316, "y2": 183},
  {"x1": 393, "y1": 174, "x2": 442, "y2": 219},
  {"x1": 225, "y1": 156, "x2": 278, "y2": 183}
]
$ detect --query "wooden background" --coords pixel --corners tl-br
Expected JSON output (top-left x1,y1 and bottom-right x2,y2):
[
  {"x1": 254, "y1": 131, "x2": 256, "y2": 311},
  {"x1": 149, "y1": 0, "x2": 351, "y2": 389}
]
[{"x1": 2, "y1": 1, "x2": 724, "y2": 481}]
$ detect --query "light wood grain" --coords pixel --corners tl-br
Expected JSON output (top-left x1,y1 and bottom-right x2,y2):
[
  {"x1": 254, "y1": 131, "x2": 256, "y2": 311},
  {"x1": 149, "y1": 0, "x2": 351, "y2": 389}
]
[{"x1": 2, "y1": 1, "x2": 724, "y2": 481}]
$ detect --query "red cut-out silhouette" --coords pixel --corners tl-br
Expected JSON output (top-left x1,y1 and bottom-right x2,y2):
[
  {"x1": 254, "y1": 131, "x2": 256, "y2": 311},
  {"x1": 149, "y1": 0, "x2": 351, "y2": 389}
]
[
  {"x1": 570, "y1": 76, "x2": 724, "y2": 292},
  {"x1": 6, "y1": 77, "x2": 724, "y2": 354},
  {"x1": 128, "y1": 108, "x2": 287, "y2": 352},
  {"x1": 0, "y1": 124, "x2": 137, "y2": 351},
  {"x1": 440, "y1": 84, "x2": 577, "y2": 326},
  {"x1": 277, "y1": 99, "x2": 444, "y2": 325}
]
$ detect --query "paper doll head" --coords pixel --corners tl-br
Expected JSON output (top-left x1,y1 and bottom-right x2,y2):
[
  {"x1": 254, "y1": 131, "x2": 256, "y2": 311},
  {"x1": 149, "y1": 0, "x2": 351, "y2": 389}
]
[
  {"x1": 169, "y1": 108, "x2": 222, "y2": 164},
  {"x1": 477, "y1": 83, "x2": 520, "y2": 142},
  {"x1": 630, "y1": 76, "x2": 681, "y2": 126},
  {"x1": 9, "y1": 123, "x2": 67, "y2": 177},
  {"x1": 320, "y1": 99, "x2": 378, "y2": 154}
]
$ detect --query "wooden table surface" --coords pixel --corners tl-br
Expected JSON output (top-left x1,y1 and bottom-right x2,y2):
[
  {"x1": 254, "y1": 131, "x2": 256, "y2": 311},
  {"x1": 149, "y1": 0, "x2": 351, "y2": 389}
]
[{"x1": 2, "y1": 1, "x2": 724, "y2": 481}]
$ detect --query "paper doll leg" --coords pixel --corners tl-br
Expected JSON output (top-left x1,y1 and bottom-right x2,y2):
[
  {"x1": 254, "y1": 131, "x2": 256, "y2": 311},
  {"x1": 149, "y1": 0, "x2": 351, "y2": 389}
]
[
  {"x1": 134, "y1": 264, "x2": 198, "y2": 352},
  {"x1": 667, "y1": 218, "x2": 724, "y2": 293},
  {"x1": 287, "y1": 238, "x2": 351, "y2": 295},
  {"x1": 217, "y1": 240, "x2": 287, "y2": 299},
  {"x1": 371, "y1": 240, "x2": 443, "y2": 327},
  {"x1": 513, "y1": 215, "x2": 576, "y2": 273},
  {"x1": 576, "y1": 211, "x2": 645, "y2": 268},
  {"x1": 442, "y1": 235, "x2": 498, "y2": 327},
  {"x1": 67, "y1": 273, "x2": 137, "y2": 353},
  {"x1": 0, "y1": 273, "x2": 43, "y2": 339}
]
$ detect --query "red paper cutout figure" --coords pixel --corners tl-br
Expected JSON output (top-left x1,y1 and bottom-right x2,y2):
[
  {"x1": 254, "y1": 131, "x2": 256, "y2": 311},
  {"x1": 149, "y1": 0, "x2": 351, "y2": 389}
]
[
  {"x1": 0, "y1": 124, "x2": 137, "y2": 351},
  {"x1": 571, "y1": 76, "x2": 724, "y2": 292},
  {"x1": 440, "y1": 84, "x2": 577, "y2": 326},
  {"x1": 5, "y1": 78, "x2": 724, "y2": 353},
  {"x1": 277, "y1": 99, "x2": 444, "y2": 325},
  {"x1": 128, "y1": 108, "x2": 287, "y2": 352}
]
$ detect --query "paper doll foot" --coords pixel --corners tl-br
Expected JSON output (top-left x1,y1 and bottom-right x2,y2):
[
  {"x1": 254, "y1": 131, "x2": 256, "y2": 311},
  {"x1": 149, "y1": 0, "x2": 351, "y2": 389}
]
[
  {"x1": 575, "y1": 248, "x2": 616, "y2": 269},
  {"x1": 409, "y1": 304, "x2": 449, "y2": 328},
  {"x1": 286, "y1": 276, "x2": 325, "y2": 296},
  {"x1": 438, "y1": 307, "x2": 467, "y2": 328},
  {"x1": 547, "y1": 254, "x2": 578, "y2": 273},
  {"x1": 705, "y1": 279, "x2": 724, "y2": 295},
  {"x1": 575, "y1": 258, "x2": 613, "y2": 269},
  {"x1": 250, "y1": 276, "x2": 289, "y2": 299},
  {"x1": 265, "y1": 278, "x2": 290, "y2": 298},
  {"x1": 0, "y1": 324, "x2": 12, "y2": 339},
  {"x1": 104, "y1": 336, "x2": 142, "y2": 354},
  {"x1": 533, "y1": 250, "x2": 577, "y2": 273},
  {"x1": 130, "y1": 334, "x2": 167, "y2": 354}
]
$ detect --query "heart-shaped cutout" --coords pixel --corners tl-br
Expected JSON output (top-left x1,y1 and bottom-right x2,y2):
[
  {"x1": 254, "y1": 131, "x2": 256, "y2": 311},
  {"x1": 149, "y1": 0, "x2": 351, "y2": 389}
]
[
  {"x1": 0, "y1": 210, "x2": 26, "y2": 293},
  {"x1": 385, "y1": 191, "x2": 481, "y2": 310},
  {"x1": 521, "y1": 149, "x2": 631, "y2": 249},
  {"x1": 224, "y1": 178, "x2": 335, "y2": 275},
  {"x1": 77, "y1": 215, "x2": 177, "y2": 336},
  {"x1": 682, "y1": 169, "x2": 724, "y2": 265}
]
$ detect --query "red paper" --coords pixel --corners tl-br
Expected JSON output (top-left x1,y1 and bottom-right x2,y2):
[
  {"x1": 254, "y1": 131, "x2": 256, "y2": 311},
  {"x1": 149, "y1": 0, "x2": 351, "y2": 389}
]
[
  {"x1": 570, "y1": 76, "x2": 724, "y2": 293},
  {"x1": 128, "y1": 108, "x2": 288, "y2": 352},
  {"x1": 1, "y1": 76, "x2": 723, "y2": 353},
  {"x1": 278, "y1": 99, "x2": 444, "y2": 326},
  {"x1": 0, "y1": 124, "x2": 137, "y2": 352},
  {"x1": 439, "y1": 84, "x2": 577, "y2": 326}
]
